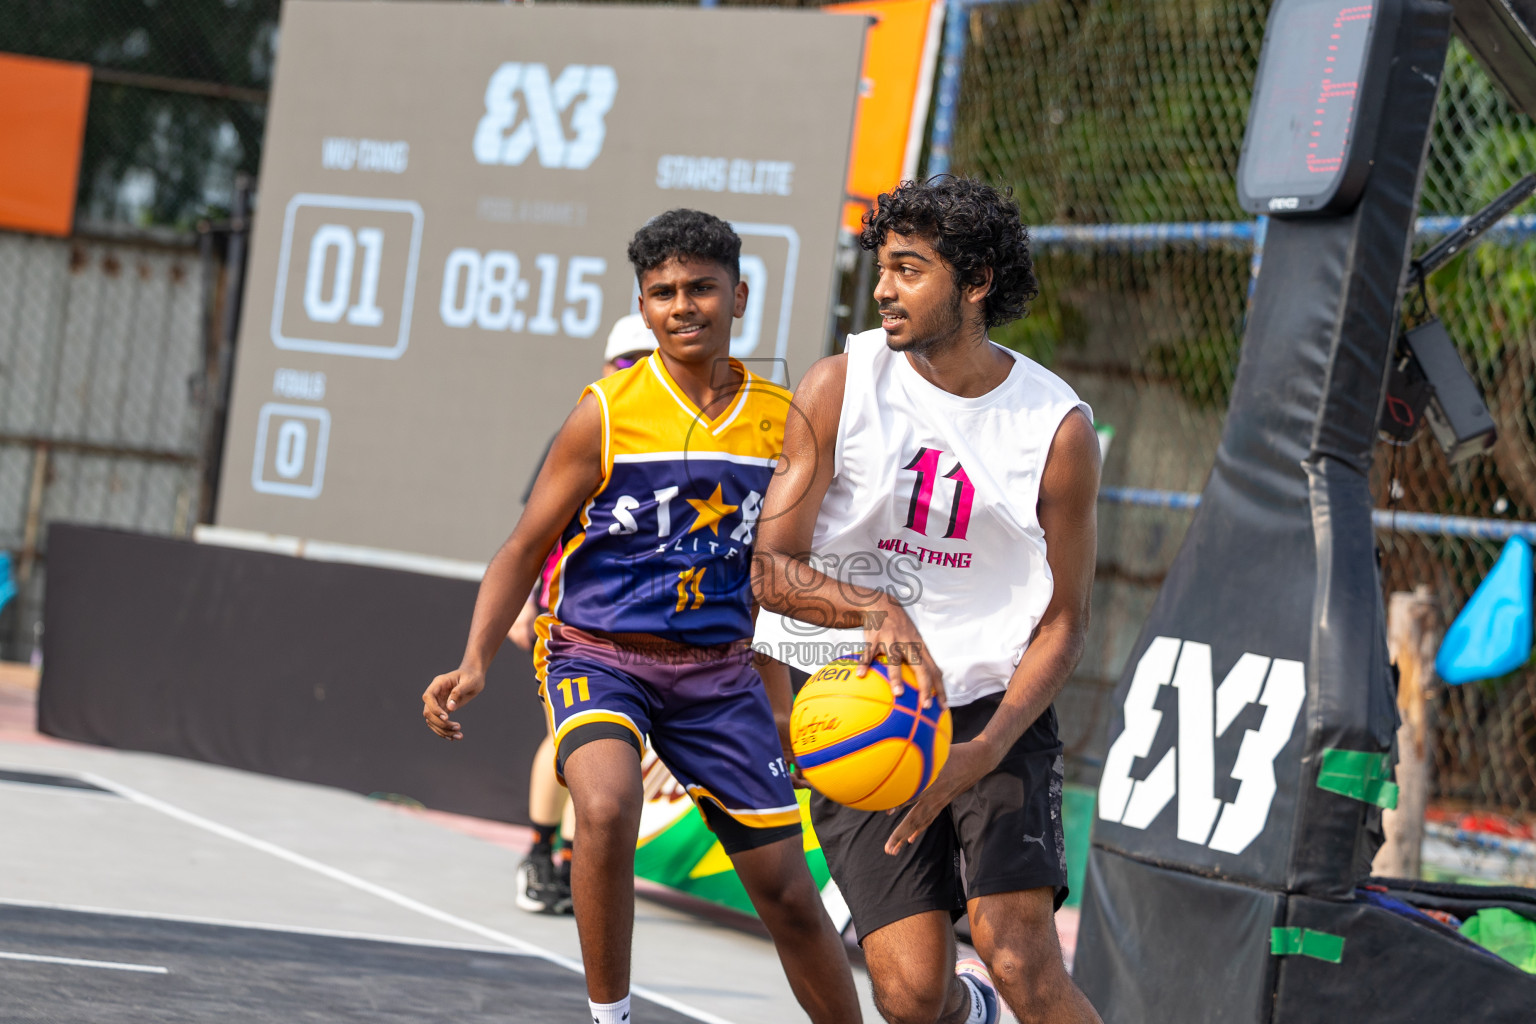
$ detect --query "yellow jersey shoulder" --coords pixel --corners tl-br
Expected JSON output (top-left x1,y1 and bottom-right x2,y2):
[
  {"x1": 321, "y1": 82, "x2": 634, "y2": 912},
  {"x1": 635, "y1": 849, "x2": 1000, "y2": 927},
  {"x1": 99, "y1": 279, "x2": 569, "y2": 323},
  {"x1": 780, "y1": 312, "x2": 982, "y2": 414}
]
[{"x1": 590, "y1": 355, "x2": 788, "y2": 462}]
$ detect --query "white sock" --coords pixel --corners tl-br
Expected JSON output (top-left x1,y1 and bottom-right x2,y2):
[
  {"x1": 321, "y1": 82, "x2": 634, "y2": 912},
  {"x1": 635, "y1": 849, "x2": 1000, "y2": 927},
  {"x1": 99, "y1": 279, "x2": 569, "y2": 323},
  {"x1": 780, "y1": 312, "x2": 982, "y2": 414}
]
[
  {"x1": 959, "y1": 974, "x2": 987, "y2": 1024},
  {"x1": 588, "y1": 995, "x2": 631, "y2": 1024}
]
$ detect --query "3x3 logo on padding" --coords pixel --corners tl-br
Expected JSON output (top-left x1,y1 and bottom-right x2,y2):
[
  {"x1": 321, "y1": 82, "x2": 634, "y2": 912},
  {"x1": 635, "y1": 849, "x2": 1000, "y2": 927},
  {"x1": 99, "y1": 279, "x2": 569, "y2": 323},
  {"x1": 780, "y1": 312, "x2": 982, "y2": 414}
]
[
  {"x1": 473, "y1": 63, "x2": 618, "y2": 169},
  {"x1": 1097, "y1": 636, "x2": 1307, "y2": 856}
]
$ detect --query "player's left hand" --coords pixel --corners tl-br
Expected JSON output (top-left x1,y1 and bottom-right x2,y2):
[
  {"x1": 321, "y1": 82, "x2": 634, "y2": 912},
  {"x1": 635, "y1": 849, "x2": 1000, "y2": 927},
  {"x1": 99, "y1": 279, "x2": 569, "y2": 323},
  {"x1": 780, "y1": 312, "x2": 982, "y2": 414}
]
[{"x1": 883, "y1": 739, "x2": 1001, "y2": 854}]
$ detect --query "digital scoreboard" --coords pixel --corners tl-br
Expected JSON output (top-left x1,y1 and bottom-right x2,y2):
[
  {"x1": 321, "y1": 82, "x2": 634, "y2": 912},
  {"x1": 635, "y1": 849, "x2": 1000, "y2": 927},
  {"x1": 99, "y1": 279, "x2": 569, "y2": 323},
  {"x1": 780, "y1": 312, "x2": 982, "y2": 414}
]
[
  {"x1": 217, "y1": 2, "x2": 866, "y2": 561},
  {"x1": 1237, "y1": 0, "x2": 1401, "y2": 215}
]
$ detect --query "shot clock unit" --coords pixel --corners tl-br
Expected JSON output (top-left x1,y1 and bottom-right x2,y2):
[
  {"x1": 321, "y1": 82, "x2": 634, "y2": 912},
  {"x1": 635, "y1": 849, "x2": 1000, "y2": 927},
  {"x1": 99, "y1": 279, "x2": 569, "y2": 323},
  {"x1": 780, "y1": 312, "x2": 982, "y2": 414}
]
[{"x1": 1237, "y1": 0, "x2": 1403, "y2": 215}]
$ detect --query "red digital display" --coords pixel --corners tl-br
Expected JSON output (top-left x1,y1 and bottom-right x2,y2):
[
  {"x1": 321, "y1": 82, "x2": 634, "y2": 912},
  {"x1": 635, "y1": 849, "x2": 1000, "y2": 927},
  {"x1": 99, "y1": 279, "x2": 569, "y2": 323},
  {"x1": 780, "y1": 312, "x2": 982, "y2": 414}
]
[{"x1": 1238, "y1": 0, "x2": 1381, "y2": 213}]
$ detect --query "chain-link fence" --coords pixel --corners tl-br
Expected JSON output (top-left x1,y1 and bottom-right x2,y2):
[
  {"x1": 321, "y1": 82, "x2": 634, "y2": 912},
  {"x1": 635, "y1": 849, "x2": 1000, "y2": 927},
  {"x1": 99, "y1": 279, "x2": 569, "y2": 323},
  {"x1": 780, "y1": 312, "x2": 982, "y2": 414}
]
[
  {"x1": 0, "y1": 229, "x2": 212, "y2": 660},
  {"x1": 1377, "y1": 40, "x2": 1536, "y2": 813},
  {"x1": 941, "y1": 0, "x2": 1536, "y2": 814}
]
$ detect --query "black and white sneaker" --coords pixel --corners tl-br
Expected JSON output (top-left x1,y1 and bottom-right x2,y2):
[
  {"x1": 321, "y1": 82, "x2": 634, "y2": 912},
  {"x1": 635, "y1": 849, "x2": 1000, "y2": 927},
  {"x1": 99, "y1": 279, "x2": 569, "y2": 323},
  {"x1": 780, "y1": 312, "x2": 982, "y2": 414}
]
[
  {"x1": 516, "y1": 849, "x2": 573, "y2": 915},
  {"x1": 516, "y1": 850, "x2": 557, "y2": 913}
]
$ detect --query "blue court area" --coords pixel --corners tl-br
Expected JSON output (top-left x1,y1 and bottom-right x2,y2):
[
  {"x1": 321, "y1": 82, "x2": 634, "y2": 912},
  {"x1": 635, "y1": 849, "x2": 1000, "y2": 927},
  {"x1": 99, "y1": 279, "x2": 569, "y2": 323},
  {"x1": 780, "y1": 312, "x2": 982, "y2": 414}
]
[{"x1": 0, "y1": 678, "x2": 887, "y2": 1023}]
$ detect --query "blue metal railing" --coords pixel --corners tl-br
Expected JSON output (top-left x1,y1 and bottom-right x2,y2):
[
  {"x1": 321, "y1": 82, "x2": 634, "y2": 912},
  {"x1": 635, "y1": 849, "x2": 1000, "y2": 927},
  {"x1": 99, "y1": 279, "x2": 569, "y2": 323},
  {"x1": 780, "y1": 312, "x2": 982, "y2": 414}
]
[
  {"x1": 1099, "y1": 487, "x2": 1536, "y2": 542},
  {"x1": 1029, "y1": 215, "x2": 1536, "y2": 248}
]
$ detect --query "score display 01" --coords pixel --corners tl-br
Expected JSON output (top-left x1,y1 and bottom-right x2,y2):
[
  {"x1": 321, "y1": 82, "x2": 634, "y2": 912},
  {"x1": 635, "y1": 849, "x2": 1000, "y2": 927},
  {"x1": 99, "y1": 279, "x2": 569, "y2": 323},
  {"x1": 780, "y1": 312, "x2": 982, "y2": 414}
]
[{"x1": 1237, "y1": 0, "x2": 1401, "y2": 216}]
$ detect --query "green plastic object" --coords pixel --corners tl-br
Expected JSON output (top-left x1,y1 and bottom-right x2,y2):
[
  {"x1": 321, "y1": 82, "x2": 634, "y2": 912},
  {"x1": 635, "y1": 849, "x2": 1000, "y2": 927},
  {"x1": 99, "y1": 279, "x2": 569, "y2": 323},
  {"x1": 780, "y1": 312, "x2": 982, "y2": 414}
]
[
  {"x1": 1316, "y1": 748, "x2": 1400, "y2": 809},
  {"x1": 1460, "y1": 907, "x2": 1536, "y2": 973},
  {"x1": 1062, "y1": 784, "x2": 1095, "y2": 908},
  {"x1": 1271, "y1": 927, "x2": 1346, "y2": 963}
]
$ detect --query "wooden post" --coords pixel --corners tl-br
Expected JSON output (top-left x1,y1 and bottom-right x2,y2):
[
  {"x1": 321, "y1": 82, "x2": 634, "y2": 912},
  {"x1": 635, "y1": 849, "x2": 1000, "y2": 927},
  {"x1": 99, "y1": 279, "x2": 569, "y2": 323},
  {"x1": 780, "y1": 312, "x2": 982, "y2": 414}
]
[
  {"x1": 1373, "y1": 585, "x2": 1441, "y2": 879},
  {"x1": 16, "y1": 442, "x2": 49, "y2": 587}
]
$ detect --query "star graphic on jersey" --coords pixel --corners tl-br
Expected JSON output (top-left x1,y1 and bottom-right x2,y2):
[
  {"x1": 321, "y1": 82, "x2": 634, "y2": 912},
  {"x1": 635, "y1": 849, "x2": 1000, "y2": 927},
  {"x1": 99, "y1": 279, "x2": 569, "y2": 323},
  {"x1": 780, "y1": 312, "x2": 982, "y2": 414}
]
[{"x1": 686, "y1": 483, "x2": 738, "y2": 535}]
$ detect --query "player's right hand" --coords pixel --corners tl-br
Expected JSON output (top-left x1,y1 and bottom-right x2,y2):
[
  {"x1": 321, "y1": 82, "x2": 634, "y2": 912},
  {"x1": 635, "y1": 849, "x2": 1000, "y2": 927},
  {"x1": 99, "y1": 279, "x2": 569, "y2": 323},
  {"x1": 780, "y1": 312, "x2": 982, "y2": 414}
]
[
  {"x1": 858, "y1": 599, "x2": 945, "y2": 710},
  {"x1": 421, "y1": 669, "x2": 486, "y2": 740}
]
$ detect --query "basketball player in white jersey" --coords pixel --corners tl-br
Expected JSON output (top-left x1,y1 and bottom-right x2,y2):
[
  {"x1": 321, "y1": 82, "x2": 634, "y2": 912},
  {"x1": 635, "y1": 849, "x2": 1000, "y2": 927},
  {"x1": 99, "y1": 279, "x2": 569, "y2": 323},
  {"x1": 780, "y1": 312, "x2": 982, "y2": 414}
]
[{"x1": 753, "y1": 177, "x2": 1104, "y2": 1024}]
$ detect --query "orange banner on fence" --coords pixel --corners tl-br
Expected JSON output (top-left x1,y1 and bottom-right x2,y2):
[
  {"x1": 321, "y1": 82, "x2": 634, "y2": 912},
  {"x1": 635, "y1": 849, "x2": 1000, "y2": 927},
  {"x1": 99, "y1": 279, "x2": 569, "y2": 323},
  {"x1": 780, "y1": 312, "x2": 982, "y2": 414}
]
[
  {"x1": 0, "y1": 53, "x2": 91, "y2": 237},
  {"x1": 829, "y1": 0, "x2": 943, "y2": 233}
]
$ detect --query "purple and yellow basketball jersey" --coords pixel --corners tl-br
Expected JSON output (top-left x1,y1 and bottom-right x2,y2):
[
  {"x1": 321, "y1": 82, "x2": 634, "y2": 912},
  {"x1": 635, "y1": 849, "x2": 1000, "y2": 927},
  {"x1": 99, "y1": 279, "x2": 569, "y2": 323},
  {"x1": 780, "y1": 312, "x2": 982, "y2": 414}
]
[{"x1": 541, "y1": 353, "x2": 788, "y2": 646}]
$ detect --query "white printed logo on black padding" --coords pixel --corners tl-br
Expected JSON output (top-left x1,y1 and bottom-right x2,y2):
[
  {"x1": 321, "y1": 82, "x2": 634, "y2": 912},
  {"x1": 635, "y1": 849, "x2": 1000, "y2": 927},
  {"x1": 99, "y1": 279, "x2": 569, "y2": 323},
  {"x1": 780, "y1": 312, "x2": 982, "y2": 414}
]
[{"x1": 1097, "y1": 636, "x2": 1306, "y2": 855}]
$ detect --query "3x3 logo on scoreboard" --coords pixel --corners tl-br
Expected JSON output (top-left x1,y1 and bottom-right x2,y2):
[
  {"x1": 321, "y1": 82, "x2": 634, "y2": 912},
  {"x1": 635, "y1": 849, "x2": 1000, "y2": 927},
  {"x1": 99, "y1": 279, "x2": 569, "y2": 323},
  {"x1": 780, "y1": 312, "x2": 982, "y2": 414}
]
[{"x1": 472, "y1": 62, "x2": 617, "y2": 170}]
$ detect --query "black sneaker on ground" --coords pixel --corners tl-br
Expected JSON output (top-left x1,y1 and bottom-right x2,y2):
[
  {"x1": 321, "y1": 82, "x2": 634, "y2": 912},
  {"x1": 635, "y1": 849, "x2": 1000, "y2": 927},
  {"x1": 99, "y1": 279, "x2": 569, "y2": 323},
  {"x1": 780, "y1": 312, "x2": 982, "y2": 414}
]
[{"x1": 516, "y1": 848, "x2": 573, "y2": 915}]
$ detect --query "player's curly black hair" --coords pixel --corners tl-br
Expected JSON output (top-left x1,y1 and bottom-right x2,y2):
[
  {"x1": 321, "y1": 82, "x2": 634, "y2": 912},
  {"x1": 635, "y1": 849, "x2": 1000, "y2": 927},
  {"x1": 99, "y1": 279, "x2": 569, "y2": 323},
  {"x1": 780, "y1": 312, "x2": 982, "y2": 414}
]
[
  {"x1": 627, "y1": 209, "x2": 741, "y2": 283},
  {"x1": 860, "y1": 176, "x2": 1038, "y2": 328}
]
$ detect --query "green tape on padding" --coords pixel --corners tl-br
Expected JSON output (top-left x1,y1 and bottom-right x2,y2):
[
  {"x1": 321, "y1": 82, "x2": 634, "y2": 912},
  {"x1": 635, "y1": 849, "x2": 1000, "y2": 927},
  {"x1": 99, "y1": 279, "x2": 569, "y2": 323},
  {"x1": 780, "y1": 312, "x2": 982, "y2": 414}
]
[
  {"x1": 1271, "y1": 927, "x2": 1346, "y2": 963},
  {"x1": 1316, "y1": 748, "x2": 1400, "y2": 809}
]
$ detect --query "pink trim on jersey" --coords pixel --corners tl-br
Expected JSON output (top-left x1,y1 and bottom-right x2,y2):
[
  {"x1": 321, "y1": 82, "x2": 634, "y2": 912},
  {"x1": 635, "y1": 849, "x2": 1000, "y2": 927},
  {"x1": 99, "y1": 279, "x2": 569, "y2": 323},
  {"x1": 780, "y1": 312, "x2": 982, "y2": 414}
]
[{"x1": 944, "y1": 464, "x2": 976, "y2": 540}]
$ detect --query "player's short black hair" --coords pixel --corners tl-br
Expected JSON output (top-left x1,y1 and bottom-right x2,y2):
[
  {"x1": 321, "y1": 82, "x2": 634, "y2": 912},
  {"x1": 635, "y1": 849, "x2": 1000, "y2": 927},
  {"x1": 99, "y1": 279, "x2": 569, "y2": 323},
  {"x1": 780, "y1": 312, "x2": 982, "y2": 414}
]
[
  {"x1": 627, "y1": 209, "x2": 741, "y2": 283},
  {"x1": 860, "y1": 176, "x2": 1038, "y2": 328}
]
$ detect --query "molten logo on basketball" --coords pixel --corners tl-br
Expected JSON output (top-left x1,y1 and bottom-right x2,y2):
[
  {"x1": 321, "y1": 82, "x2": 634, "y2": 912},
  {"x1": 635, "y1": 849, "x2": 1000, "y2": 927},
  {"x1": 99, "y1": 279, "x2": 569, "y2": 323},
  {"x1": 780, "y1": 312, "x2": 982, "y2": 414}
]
[
  {"x1": 1097, "y1": 636, "x2": 1306, "y2": 855},
  {"x1": 473, "y1": 63, "x2": 618, "y2": 169}
]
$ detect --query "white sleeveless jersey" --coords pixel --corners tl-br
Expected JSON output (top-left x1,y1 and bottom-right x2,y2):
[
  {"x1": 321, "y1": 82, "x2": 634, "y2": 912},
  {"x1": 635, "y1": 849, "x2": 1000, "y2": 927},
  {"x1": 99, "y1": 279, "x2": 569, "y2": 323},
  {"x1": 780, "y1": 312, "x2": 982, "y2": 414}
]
[{"x1": 755, "y1": 329, "x2": 1090, "y2": 707}]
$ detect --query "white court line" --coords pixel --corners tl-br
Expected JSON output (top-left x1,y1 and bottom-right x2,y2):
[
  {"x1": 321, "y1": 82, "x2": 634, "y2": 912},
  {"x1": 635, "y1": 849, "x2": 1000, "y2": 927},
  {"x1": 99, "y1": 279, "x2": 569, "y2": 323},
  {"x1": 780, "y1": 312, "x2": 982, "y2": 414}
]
[
  {"x1": 75, "y1": 771, "x2": 737, "y2": 1024},
  {"x1": 0, "y1": 897, "x2": 534, "y2": 957},
  {"x1": 0, "y1": 950, "x2": 168, "y2": 974}
]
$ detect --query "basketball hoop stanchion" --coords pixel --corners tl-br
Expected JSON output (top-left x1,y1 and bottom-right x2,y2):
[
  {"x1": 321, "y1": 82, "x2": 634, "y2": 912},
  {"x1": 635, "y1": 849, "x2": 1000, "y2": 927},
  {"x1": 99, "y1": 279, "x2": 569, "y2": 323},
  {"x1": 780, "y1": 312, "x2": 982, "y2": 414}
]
[{"x1": 1073, "y1": 0, "x2": 1536, "y2": 1018}]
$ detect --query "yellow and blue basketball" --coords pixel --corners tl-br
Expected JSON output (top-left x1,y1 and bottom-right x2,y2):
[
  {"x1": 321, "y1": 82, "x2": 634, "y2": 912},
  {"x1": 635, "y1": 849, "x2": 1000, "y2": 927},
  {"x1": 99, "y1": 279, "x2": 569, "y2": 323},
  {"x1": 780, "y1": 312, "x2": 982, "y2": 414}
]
[{"x1": 790, "y1": 658, "x2": 952, "y2": 811}]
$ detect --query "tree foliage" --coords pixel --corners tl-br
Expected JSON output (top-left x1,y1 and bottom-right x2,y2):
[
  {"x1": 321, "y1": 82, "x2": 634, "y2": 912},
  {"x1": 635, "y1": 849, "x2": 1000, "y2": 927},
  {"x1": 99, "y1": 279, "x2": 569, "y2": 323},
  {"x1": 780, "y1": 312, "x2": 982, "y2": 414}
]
[{"x1": 4, "y1": 0, "x2": 280, "y2": 228}]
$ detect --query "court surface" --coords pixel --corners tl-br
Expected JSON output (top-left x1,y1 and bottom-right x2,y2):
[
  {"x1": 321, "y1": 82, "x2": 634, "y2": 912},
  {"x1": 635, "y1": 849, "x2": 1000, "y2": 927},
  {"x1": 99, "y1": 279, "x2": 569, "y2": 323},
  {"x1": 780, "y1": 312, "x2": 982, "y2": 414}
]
[
  {"x1": 0, "y1": 901, "x2": 701, "y2": 1023},
  {"x1": 0, "y1": 677, "x2": 1048, "y2": 1022}
]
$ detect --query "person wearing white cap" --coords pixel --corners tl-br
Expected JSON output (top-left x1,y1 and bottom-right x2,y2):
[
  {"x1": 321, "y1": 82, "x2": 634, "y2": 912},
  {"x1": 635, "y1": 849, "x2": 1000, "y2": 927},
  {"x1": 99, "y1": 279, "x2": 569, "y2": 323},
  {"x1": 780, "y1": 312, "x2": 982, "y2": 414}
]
[
  {"x1": 601, "y1": 312, "x2": 659, "y2": 370},
  {"x1": 506, "y1": 312, "x2": 659, "y2": 915}
]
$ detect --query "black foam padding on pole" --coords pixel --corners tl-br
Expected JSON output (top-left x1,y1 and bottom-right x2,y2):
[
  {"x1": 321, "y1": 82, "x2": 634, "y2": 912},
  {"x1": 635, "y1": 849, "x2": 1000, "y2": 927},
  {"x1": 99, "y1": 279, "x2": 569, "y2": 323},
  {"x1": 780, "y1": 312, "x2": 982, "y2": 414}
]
[
  {"x1": 38, "y1": 524, "x2": 546, "y2": 824},
  {"x1": 1074, "y1": 848, "x2": 1281, "y2": 1024},
  {"x1": 1274, "y1": 894, "x2": 1536, "y2": 1021}
]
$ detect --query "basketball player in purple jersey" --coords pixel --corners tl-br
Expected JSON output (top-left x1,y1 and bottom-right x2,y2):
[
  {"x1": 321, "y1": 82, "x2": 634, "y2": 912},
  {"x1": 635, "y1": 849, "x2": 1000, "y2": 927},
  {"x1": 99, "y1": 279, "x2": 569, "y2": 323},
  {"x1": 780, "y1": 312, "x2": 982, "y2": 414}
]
[
  {"x1": 754, "y1": 178, "x2": 1105, "y2": 1024},
  {"x1": 422, "y1": 210, "x2": 860, "y2": 1024}
]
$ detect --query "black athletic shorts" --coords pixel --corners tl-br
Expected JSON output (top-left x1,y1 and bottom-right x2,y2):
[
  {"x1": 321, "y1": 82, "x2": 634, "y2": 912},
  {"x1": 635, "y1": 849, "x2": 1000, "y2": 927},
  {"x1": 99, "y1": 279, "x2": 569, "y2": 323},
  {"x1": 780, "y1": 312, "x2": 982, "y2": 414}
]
[{"x1": 806, "y1": 688, "x2": 1069, "y2": 943}]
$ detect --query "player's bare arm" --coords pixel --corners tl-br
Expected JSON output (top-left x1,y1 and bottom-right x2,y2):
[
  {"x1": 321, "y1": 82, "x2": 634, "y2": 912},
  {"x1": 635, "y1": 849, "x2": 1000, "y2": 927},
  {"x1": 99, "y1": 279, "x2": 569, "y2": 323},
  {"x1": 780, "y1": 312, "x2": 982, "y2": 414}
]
[
  {"x1": 886, "y1": 408, "x2": 1100, "y2": 852},
  {"x1": 753, "y1": 353, "x2": 946, "y2": 707},
  {"x1": 421, "y1": 394, "x2": 603, "y2": 739}
]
